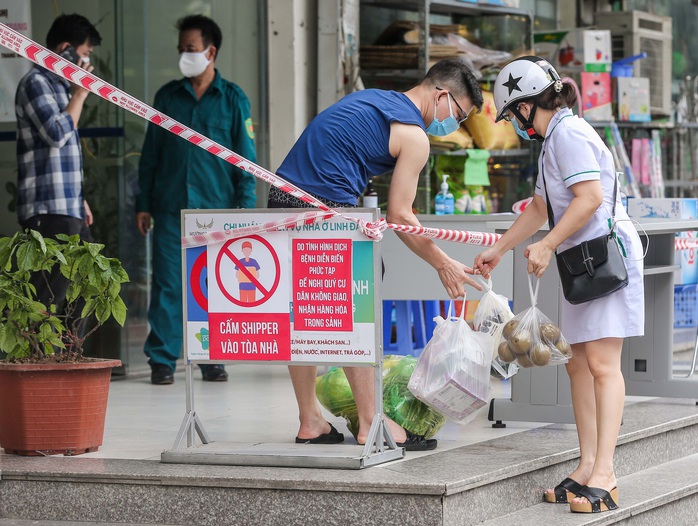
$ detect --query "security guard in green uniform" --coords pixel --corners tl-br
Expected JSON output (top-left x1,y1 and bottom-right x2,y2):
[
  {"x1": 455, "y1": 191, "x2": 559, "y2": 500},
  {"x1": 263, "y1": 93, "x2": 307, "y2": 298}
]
[{"x1": 136, "y1": 14, "x2": 256, "y2": 385}]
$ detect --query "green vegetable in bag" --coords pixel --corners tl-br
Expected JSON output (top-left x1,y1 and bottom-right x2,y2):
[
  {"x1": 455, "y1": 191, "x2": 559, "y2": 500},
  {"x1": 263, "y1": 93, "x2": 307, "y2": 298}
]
[
  {"x1": 315, "y1": 366, "x2": 358, "y2": 433},
  {"x1": 315, "y1": 355, "x2": 446, "y2": 439}
]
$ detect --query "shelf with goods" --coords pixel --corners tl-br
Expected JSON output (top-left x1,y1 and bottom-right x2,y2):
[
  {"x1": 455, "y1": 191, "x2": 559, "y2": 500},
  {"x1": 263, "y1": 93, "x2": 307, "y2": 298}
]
[
  {"x1": 360, "y1": 1, "x2": 532, "y2": 86},
  {"x1": 359, "y1": 0, "x2": 535, "y2": 214},
  {"x1": 588, "y1": 120, "x2": 698, "y2": 200}
]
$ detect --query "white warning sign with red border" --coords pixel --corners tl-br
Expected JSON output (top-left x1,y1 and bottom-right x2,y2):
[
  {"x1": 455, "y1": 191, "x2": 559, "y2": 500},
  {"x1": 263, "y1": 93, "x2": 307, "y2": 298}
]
[{"x1": 183, "y1": 210, "x2": 379, "y2": 365}]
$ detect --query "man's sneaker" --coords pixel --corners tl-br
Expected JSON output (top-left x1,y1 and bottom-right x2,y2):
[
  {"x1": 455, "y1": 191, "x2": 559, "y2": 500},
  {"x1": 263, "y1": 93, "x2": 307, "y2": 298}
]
[
  {"x1": 201, "y1": 364, "x2": 228, "y2": 382},
  {"x1": 151, "y1": 364, "x2": 174, "y2": 385}
]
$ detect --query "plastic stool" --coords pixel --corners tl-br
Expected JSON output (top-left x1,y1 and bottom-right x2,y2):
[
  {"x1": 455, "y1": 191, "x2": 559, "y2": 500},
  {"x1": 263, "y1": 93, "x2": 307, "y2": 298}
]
[
  {"x1": 382, "y1": 300, "x2": 441, "y2": 356},
  {"x1": 423, "y1": 301, "x2": 441, "y2": 341}
]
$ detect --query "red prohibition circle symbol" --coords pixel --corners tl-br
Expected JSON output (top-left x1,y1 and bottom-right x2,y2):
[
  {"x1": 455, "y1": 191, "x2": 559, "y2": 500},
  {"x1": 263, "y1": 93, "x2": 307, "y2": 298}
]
[
  {"x1": 190, "y1": 250, "x2": 208, "y2": 311},
  {"x1": 215, "y1": 235, "x2": 281, "y2": 307}
]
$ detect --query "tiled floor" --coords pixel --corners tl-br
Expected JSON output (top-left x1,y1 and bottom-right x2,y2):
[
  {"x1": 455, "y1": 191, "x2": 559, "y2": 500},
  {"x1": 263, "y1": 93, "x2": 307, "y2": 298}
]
[{"x1": 82, "y1": 363, "x2": 546, "y2": 462}]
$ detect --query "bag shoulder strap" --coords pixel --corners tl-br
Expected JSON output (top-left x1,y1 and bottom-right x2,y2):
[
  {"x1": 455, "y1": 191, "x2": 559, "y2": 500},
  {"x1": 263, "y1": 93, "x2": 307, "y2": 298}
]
[{"x1": 540, "y1": 132, "x2": 617, "y2": 231}]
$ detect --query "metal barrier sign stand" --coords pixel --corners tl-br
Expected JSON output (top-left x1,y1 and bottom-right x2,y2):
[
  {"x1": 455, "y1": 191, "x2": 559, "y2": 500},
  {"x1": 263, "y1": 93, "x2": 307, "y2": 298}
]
[{"x1": 161, "y1": 209, "x2": 404, "y2": 469}]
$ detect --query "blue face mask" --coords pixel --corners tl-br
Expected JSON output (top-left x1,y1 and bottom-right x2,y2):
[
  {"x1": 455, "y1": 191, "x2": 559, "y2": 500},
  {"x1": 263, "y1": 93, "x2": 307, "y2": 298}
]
[
  {"x1": 426, "y1": 94, "x2": 460, "y2": 137},
  {"x1": 512, "y1": 118, "x2": 533, "y2": 141}
]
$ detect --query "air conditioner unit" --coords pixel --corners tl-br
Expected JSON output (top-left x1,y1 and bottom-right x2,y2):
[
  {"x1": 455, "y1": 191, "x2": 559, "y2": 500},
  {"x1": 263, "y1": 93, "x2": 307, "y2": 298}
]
[{"x1": 595, "y1": 10, "x2": 672, "y2": 116}]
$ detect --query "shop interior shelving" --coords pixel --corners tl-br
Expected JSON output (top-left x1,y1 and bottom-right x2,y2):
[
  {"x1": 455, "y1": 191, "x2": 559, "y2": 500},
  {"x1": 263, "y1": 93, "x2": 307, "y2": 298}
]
[{"x1": 359, "y1": 0, "x2": 534, "y2": 213}]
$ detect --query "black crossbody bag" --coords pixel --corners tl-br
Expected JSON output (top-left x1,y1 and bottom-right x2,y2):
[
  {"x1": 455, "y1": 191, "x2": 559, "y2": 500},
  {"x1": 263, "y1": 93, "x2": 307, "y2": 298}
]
[{"x1": 541, "y1": 151, "x2": 628, "y2": 305}]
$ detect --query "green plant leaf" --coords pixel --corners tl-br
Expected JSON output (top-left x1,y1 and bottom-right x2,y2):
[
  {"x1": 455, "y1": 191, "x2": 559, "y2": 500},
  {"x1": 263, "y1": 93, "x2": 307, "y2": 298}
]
[
  {"x1": 81, "y1": 298, "x2": 97, "y2": 319},
  {"x1": 111, "y1": 295, "x2": 127, "y2": 326},
  {"x1": 66, "y1": 282, "x2": 79, "y2": 304},
  {"x1": 108, "y1": 280, "x2": 121, "y2": 297},
  {"x1": 0, "y1": 325, "x2": 18, "y2": 354},
  {"x1": 87, "y1": 242, "x2": 105, "y2": 258},
  {"x1": 16, "y1": 242, "x2": 38, "y2": 272},
  {"x1": 28, "y1": 229, "x2": 47, "y2": 253},
  {"x1": 0, "y1": 236, "x2": 13, "y2": 270},
  {"x1": 39, "y1": 322, "x2": 54, "y2": 339},
  {"x1": 110, "y1": 260, "x2": 130, "y2": 282},
  {"x1": 46, "y1": 333, "x2": 65, "y2": 349},
  {"x1": 0, "y1": 231, "x2": 127, "y2": 359},
  {"x1": 95, "y1": 300, "x2": 110, "y2": 324},
  {"x1": 55, "y1": 233, "x2": 79, "y2": 243}
]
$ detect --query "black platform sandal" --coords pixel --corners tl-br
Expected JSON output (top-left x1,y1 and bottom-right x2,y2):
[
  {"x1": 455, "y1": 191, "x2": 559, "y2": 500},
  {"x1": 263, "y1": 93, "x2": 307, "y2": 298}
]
[
  {"x1": 569, "y1": 485, "x2": 619, "y2": 513},
  {"x1": 544, "y1": 477, "x2": 584, "y2": 503}
]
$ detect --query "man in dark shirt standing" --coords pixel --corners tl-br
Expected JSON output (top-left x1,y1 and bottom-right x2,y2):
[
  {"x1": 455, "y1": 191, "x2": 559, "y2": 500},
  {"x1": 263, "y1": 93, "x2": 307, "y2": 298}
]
[{"x1": 136, "y1": 15, "x2": 257, "y2": 385}]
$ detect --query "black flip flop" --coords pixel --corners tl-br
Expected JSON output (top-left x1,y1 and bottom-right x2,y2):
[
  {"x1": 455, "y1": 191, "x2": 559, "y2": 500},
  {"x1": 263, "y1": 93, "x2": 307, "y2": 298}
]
[
  {"x1": 396, "y1": 429, "x2": 437, "y2": 451},
  {"x1": 544, "y1": 477, "x2": 584, "y2": 503},
  {"x1": 295, "y1": 422, "x2": 344, "y2": 444}
]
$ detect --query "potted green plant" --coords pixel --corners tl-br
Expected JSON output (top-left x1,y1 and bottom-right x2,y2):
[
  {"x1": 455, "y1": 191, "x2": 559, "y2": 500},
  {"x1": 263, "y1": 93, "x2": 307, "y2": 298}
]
[{"x1": 0, "y1": 229, "x2": 128, "y2": 456}]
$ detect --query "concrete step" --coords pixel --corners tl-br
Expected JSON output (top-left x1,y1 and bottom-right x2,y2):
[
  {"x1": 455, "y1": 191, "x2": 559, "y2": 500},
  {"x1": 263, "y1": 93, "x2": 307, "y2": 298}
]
[
  {"x1": 478, "y1": 453, "x2": 698, "y2": 526},
  {"x1": 0, "y1": 521, "x2": 178, "y2": 526},
  {"x1": 1, "y1": 398, "x2": 697, "y2": 526}
]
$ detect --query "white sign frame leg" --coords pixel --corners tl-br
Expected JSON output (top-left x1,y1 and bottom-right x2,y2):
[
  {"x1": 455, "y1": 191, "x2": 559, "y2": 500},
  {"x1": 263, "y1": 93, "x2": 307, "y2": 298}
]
[
  {"x1": 161, "y1": 209, "x2": 405, "y2": 469},
  {"x1": 170, "y1": 364, "x2": 211, "y2": 450}
]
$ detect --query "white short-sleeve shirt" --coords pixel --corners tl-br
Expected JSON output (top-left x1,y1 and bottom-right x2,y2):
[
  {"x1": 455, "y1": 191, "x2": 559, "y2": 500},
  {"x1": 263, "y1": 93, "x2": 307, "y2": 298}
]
[{"x1": 533, "y1": 108, "x2": 644, "y2": 343}]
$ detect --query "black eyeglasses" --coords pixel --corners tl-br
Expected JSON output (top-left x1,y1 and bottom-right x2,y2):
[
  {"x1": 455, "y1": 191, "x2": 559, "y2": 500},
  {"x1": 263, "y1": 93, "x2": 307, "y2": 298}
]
[
  {"x1": 503, "y1": 103, "x2": 524, "y2": 122},
  {"x1": 436, "y1": 87, "x2": 470, "y2": 124}
]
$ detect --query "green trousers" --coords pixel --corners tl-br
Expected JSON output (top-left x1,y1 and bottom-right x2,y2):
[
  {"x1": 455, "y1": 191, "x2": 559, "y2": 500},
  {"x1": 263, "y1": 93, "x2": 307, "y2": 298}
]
[{"x1": 144, "y1": 212, "x2": 183, "y2": 370}]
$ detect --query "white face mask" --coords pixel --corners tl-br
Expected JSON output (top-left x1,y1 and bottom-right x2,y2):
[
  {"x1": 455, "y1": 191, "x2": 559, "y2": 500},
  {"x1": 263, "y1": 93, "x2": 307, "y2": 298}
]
[{"x1": 178, "y1": 47, "x2": 211, "y2": 78}]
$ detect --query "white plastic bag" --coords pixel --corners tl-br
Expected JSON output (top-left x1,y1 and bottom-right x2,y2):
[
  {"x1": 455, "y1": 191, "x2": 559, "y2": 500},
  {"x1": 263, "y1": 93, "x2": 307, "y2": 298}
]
[
  {"x1": 497, "y1": 276, "x2": 572, "y2": 368},
  {"x1": 472, "y1": 277, "x2": 519, "y2": 380},
  {"x1": 407, "y1": 301, "x2": 491, "y2": 423}
]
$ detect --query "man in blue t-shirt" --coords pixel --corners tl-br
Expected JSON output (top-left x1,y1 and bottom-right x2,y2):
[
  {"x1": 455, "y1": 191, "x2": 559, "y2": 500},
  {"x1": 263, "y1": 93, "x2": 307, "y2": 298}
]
[{"x1": 269, "y1": 60, "x2": 484, "y2": 451}]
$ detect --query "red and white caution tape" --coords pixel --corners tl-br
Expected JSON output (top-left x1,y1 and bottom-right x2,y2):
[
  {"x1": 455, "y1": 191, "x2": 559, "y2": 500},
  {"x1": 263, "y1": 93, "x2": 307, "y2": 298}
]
[
  {"x1": 675, "y1": 238, "x2": 698, "y2": 251},
  {"x1": 183, "y1": 210, "x2": 337, "y2": 248},
  {"x1": 183, "y1": 214, "x2": 501, "y2": 249},
  {"x1": 388, "y1": 224, "x2": 500, "y2": 246},
  {"x1": 0, "y1": 22, "x2": 501, "y2": 249}
]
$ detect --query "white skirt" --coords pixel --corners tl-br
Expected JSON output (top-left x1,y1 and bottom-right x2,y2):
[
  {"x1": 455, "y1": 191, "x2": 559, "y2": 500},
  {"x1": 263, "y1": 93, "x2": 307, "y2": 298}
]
[{"x1": 559, "y1": 227, "x2": 645, "y2": 344}]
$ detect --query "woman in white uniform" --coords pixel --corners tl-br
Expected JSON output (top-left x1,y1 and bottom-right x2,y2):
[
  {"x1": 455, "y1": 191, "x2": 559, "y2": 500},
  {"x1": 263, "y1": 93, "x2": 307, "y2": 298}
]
[{"x1": 475, "y1": 56, "x2": 644, "y2": 514}]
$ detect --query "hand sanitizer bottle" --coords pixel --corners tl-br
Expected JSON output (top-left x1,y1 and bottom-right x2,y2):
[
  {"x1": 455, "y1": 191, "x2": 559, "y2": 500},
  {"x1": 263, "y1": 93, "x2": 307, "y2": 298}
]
[{"x1": 435, "y1": 174, "x2": 454, "y2": 215}]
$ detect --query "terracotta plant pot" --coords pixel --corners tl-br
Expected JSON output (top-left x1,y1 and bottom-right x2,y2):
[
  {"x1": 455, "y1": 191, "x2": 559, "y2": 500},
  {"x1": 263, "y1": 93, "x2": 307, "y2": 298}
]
[{"x1": 0, "y1": 359, "x2": 121, "y2": 456}]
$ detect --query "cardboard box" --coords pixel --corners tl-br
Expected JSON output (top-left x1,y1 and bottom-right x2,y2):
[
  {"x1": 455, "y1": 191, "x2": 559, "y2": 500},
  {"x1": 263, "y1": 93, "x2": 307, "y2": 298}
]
[
  {"x1": 627, "y1": 198, "x2": 697, "y2": 220},
  {"x1": 581, "y1": 72, "x2": 612, "y2": 121},
  {"x1": 617, "y1": 77, "x2": 651, "y2": 122},
  {"x1": 627, "y1": 198, "x2": 698, "y2": 285},
  {"x1": 534, "y1": 29, "x2": 611, "y2": 73}
]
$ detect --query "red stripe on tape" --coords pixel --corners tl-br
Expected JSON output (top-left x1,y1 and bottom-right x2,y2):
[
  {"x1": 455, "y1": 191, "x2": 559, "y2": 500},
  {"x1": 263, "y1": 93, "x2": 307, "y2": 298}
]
[
  {"x1": 80, "y1": 76, "x2": 96, "y2": 90},
  {"x1": 61, "y1": 64, "x2": 79, "y2": 80},
  {"x1": 98, "y1": 86, "x2": 115, "y2": 100},
  {"x1": 44, "y1": 55, "x2": 59, "y2": 70},
  {"x1": 25, "y1": 43, "x2": 40, "y2": 60}
]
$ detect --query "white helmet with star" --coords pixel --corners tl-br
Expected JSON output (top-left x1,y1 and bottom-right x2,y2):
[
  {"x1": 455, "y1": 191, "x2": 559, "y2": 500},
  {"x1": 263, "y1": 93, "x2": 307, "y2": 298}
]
[{"x1": 493, "y1": 56, "x2": 562, "y2": 122}]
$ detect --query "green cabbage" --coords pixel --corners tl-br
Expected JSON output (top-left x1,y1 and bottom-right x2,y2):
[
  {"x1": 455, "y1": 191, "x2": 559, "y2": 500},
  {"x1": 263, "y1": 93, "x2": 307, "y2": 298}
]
[{"x1": 315, "y1": 355, "x2": 446, "y2": 439}]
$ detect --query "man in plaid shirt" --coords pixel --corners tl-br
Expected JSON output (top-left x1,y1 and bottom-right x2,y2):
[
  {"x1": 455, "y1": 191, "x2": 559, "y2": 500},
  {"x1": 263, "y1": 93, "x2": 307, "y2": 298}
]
[{"x1": 15, "y1": 13, "x2": 101, "y2": 321}]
